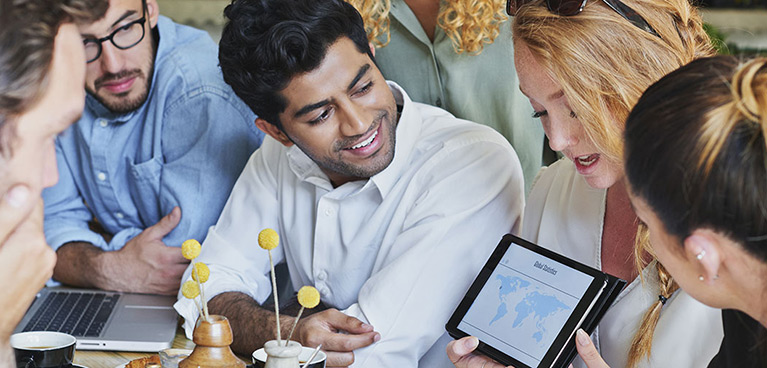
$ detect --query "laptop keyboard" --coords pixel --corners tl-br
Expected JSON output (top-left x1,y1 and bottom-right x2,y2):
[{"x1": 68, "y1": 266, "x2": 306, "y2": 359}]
[{"x1": 22, "y1": 291, "x2": 120, "y2": 337}]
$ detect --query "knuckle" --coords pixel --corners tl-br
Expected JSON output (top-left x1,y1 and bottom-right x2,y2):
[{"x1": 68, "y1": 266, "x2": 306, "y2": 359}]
[
  {"x1": 304, "y1": 335, "x2": 321, "y2": 347},
  {"x1": 344, "y1": 314, "x2": 358, "y2": 325}
]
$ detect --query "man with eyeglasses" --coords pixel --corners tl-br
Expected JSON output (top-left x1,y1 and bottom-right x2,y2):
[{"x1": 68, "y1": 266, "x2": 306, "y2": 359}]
[{"x1": 42, "y1": 0, "x2": 264, "y2": 295}]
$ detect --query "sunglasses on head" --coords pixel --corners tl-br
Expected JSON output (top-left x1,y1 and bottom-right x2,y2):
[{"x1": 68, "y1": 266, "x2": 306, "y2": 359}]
[{"x1": 506, "y1": 0, "x2": 660, "y2": 38}]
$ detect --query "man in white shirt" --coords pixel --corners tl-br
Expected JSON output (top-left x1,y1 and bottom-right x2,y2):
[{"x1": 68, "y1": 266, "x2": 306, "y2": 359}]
[{"x1": 173, "y1": 0, "x2": 525, "y2": 366}]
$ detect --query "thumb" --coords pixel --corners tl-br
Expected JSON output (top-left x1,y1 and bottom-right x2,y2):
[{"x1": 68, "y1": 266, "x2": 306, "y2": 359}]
[
  {"x1": 446, "y1": 336, "x2": 479, "y2": 362},
  {"x1": 147, "y1": 206, "x2": 181, "y2": 238},
  {"x1": 334, "y1": 313, "x2": 374, "y2": 334},
  {"x1": 0, "y1": 184, "x2": 35, "y2": 244},
  {"x1": 575, "y1": 329, "x2": 610, "y2": 368}
]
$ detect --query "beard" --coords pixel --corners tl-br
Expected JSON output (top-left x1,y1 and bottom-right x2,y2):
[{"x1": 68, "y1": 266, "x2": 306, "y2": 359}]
[
  {"x1": 301, "y1": 107, "x2": 398, "y2": 182},
  {"x1": 88, "y1": 66, "x2": 153, "y2": 114}
]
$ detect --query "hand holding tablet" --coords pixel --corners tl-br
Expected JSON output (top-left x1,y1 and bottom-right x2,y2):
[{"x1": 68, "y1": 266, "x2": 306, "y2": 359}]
[{"x1": 446, "y1": 234, "x2": 626, "y2": 368}]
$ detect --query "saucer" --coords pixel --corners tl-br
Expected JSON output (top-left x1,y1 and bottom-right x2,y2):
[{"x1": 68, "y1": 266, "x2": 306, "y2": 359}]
[{"x1": 113, "y1": 349, "x2": 192, "y2": 368}]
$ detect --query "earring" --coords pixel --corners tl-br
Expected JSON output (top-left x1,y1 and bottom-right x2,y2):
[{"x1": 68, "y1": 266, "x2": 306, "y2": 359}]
[
  {"x1": 696, "y1": 250, "x2": 706, "y2": 260},
  {"x1": 698, "y1": 275, "x2": 704, "y2": 281}
]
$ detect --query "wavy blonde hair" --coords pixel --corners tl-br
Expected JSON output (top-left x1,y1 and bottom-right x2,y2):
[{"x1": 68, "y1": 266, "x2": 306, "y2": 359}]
[
  {"x1": 512, "y1": 0, "x2": 714, "y2": 366},
  {"x1": 345, "y1": 0, "x2": 507, "y2": 54}
]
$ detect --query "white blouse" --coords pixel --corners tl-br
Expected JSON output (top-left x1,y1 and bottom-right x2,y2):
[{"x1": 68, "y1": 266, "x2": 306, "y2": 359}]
[{"x1": 521, "y1": 159, "x2": 723, "y2": 368}]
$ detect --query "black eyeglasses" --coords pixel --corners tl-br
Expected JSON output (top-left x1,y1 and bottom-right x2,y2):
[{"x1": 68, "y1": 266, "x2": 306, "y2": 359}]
[
  {"x1": 83, "y1": 1, "x2": 147, "y2": 63},
  {"x1": 506, "y1": 0, "x2": 660, "y2": 38}
]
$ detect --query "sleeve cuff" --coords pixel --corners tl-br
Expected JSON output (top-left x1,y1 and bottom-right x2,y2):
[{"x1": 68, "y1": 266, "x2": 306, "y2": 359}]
[
  {"x1": 107, "y1": 228, "x2": 143, "y2": 251},
  {"x1": 46, "y1": 228, "x2": 108, "y2": 252}
]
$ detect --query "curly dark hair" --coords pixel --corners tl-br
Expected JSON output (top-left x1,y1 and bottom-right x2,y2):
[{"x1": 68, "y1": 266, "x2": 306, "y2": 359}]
[
  {"x1": 218, "y1": 0, "x2": 373, "y2": 129},
  {"x1": 0, "y1": 0, "x2": 107, "y2": 153}
]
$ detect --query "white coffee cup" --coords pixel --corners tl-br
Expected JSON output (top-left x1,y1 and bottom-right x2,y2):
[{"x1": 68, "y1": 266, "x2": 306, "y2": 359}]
[{"x1": 252, "y1": 344, "x2": 327, "y2": 368}]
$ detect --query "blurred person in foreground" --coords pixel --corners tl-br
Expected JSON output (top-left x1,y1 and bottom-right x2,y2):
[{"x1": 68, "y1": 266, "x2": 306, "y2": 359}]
[
  {"x1": 0, "y1": 0, "x2": 106, "y2": 364},
  {"x1": 173, "y1": 0, "x2": 526, "y2": 366},
  {"x1": 42, "y1": 0, "x2": 263, "y2": 295},
  {"x1": 447, "y1": 0, "x2": 724, "y2": 366},
  {"x1": 575, "y1": 55, "x2": 767, "y2": 368}
]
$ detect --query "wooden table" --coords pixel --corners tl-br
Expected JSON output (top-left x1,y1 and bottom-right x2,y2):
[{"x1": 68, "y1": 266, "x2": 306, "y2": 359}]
[{"x1": 73, "y1": 328, "x2": 195, "y2": 368}]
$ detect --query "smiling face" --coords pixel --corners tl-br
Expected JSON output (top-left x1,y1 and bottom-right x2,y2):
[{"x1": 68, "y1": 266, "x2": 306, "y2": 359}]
[
  {"x1": 259, "y1": 37, "x2": 398, "y2": 187},
  {"x1": 80, "y1": 0, "x2": 159, "y2": 114},
  {"x1": 2, "y1": 23, "x2": 87, "y2": 193},
  {"x1": 514, "y1": 41, "x2": 623, "y2": 189}
]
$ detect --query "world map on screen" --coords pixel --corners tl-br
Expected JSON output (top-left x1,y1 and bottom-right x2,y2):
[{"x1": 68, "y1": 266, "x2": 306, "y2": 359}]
[{"x1": 488, "y1": 274, "x2": 573, "y2": 345}]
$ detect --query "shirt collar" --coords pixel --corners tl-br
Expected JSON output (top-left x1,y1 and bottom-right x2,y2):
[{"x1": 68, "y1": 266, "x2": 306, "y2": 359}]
[
  {"x1": 84, "y1": 16, "x2": 174, "y2": 120},
  {"x1": 286, "y1": 82, "x2": 422, "y2": 197},
  {"x1": 389, "y1": 0, "x2": 441, "y2": 46}
]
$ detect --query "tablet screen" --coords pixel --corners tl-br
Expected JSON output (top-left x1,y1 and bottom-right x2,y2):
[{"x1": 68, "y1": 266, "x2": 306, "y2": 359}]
[{"x1": 456, "y1": 239, "x2": 596, "y2": 367}]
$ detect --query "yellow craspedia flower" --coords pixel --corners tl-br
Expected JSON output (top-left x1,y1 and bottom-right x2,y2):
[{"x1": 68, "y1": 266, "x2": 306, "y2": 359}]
[
  {"x1": 258, "y1": 228, "x2": 279, "y2": 250},
  {"x1": 297, "y1": 286, "x2": 320, "y2": 309},
  {"x1": 181, "y1": 280, "x2": 200, "y2": 299},
  {"x1": 191, "y1": 263, "x2": 210, "y2": 283},
  {"x1": 182, "y1": 239, "x2": 201, "y2": 260}
]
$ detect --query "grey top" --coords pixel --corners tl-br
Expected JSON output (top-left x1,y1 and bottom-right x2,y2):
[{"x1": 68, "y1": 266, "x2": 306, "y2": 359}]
[{"x1": 373, "y1": 0, "x2": 544, "y2": 191}]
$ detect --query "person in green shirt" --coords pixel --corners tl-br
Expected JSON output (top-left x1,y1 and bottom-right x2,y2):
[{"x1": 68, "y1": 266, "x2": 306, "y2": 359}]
[{"x1": 346, "y1": 0, "x2": 547, "y2": 192}]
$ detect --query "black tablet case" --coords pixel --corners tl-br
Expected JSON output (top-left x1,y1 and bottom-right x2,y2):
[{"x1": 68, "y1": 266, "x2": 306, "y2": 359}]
[
  {"x1": 446, "y1": 234, "x2": 627, "y2": 368},
  {"x1": 552, "y1": 273, "x2": 625, "y2": 367}
]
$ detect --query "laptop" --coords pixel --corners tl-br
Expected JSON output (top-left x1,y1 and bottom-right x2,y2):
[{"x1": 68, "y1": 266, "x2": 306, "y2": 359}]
[{"x1": 14, "y1": 287, "x2": 178, "y2": 352}]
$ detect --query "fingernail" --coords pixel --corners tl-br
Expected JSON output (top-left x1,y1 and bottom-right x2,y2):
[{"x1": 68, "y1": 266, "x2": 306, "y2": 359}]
[
  {"x1": 576, "y1": 329, "x2": 590, "y2": 346},
  {"x1": 361, "y1": 323, "x2": 370, "y2": 329},
  {"x1": 464, "y1": 336, "x2": 479, "y2": 350},
  {"x1": 6, "y1": 185, "x2": 29, "y2": 208},
  {"x1": 373, "y1": 333, "x2": 381, "y2": 342}
]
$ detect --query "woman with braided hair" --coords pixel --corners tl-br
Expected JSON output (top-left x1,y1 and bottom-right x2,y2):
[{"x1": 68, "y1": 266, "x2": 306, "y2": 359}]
[
  {"x1": 345, "y1": 0, "x2": 547, "y2": 192},
  {"x1": 447, "y1": 0, "x2": 724, "y2": 366}
]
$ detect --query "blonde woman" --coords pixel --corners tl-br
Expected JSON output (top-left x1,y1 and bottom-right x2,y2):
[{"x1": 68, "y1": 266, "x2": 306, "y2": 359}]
[
  {"x1": 580, "y1": 55, "x2": 767, "y2": 368},
  {"x1": 447, "y1": 0, "x2": 724, "y2": 366},
  {"x1": 346, "y1": 0, "x2": 545, "y2": 191}
]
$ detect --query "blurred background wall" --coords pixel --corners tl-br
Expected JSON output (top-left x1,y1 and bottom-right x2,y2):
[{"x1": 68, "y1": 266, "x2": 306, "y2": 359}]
[{"x1": 156, "y1": 0, "x2": 767, "y2": 55}]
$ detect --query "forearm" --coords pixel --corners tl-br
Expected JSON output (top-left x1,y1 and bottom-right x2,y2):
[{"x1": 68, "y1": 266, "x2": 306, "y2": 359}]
[
  {"x1": 208, "y1": 292, "x2": 295, "y2": 355},
  {"x1": 53, "y1": 242, "x2": 112, "y2": 289}
]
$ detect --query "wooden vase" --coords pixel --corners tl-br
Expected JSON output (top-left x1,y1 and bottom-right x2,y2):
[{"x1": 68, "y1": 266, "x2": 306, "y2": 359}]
[
  {"x1": 179, "y1": 315, "x2": 246, "y2": 368},
  {"x1": 263, "y1": 340, "x2": 301, "y2": 368}
]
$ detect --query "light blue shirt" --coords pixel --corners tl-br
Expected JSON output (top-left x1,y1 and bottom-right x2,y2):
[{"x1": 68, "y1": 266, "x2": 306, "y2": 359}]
[{"x1": 43, "y1": 16, "x2": 263, "y2": 253}]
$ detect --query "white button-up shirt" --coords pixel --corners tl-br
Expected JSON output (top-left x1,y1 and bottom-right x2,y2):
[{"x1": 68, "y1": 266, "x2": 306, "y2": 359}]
[{"x1": 174, "y1": 84, "x2": 525, "y2": 367}]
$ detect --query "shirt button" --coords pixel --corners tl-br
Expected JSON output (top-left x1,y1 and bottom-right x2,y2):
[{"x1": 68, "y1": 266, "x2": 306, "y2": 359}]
[
  {"x1": 316, "y1": 270, "x2": 327, "y2": 281},
  {"x1": 115, "y1": 212, "x2": 124, "y2": 219},
  {"x1": 321, "y1": 287, "x2": 330, "y2": 296},
  {"x1": 324, "y1": 208, "x2": 334, "y2": 216},
  {"x1": 99, "y1": 119, "x2": 108, "y2": 127},
  {"x1": 97, "y1": 172, "x2": 107, "y2": 181}
]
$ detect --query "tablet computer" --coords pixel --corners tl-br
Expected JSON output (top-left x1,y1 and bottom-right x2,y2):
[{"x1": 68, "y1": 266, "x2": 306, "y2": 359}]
[{"x1": 446, "y1": 234, "x2": 626, "y2": 368}]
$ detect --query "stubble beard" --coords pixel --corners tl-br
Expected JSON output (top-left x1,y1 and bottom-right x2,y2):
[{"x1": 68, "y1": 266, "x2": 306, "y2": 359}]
[
  {"x1": 88, "y1": 63, "x2": 154, "y2": 114},
  {"x1": 308, "y1": 107, "x2": 398, "y2": 181}
]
